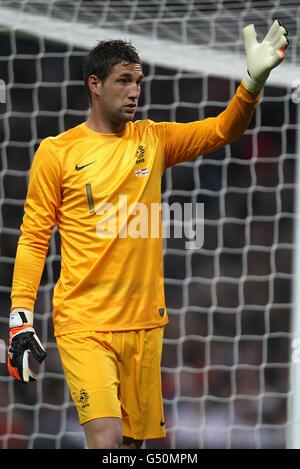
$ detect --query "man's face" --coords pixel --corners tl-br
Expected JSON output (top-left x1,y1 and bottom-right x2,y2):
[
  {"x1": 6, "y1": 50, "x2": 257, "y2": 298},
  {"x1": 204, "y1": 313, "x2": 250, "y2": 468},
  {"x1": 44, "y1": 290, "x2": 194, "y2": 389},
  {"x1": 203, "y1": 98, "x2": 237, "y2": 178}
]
[{"x1": 96, "y1": 61, "x2": 144, "y2": 126}]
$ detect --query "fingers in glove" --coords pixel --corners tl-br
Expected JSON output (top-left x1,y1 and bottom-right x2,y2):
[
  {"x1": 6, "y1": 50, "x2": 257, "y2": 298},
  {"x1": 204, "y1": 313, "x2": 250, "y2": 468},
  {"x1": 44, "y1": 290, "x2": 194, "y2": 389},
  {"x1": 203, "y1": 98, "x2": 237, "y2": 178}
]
[
  {"x1": 273, "y1": 35, "x2": 289, "y2": 52},
  {"x1": 12, "y1": 349, "x2": 38, "y2": 382},
  {"x1": 9, "y1": 348, "x2": 29, "y2": 382},
  {"x1": 7, "y1": 354, "x2": 22, "y2": 381},
  {"x1": 277, "y1": 21, "x2": 288, "y2": 37},
  {"x1": 276, "y1": 48, "x2": 286, "y2": 60},
  {"x1": 271, "y1": 26, "x2": 288, "y2": 47},
  {"x1": 272, "y1": 35, "x2": 289, "y2": 61},
  {"x1": 22, "y1": 350, "x2": 37, "y2": 382},
  {"x1": 269, "y1": 48, "x2": 286, "y2": 66},
  {"x1": 28, "y1": 333, "x2": 47, "y2": 364},
  {"x1": 264, "y1": 20, "x2": 280, "y2": 42}
]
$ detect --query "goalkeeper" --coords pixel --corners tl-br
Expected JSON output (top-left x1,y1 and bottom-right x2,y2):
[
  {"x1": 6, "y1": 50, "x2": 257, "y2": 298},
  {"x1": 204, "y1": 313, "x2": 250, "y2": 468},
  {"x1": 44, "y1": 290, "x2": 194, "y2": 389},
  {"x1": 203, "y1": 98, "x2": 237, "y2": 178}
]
[{"x1": 8, "y1": 21, "x2": 288, "y2": 449}]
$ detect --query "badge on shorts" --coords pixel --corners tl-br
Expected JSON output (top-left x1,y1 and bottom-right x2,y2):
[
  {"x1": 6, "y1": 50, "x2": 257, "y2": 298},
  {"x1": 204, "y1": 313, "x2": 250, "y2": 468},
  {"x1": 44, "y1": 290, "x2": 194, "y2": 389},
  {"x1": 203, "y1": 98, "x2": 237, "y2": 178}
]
[
  {"x1": 79, "y1": 388, "x2": 90, "y2": 409},
  {"x1": 158, "y1": 308, "x2": 165, "y2": 317}
]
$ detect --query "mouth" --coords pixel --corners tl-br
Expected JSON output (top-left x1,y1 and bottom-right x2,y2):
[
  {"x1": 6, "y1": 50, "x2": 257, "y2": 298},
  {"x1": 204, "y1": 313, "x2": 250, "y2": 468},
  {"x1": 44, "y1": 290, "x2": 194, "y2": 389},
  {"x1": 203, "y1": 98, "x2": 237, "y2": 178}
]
[{"x1": 123, "y1": 104, "x2": 136, "y2": 113}]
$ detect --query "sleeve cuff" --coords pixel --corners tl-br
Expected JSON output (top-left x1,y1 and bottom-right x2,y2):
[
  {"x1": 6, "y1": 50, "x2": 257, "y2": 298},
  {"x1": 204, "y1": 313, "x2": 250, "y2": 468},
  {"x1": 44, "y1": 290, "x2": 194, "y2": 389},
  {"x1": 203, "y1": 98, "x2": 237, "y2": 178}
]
[{"x1": 10, "y1": 309, "x2": 34, "y2": 327}]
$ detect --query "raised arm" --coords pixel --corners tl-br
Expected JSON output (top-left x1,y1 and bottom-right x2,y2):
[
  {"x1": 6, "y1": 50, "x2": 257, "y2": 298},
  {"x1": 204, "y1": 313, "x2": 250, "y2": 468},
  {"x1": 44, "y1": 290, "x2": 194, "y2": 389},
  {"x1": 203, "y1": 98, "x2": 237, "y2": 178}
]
[{"x1": 162, "y1": 20, "x2": 288, "y2": 168}]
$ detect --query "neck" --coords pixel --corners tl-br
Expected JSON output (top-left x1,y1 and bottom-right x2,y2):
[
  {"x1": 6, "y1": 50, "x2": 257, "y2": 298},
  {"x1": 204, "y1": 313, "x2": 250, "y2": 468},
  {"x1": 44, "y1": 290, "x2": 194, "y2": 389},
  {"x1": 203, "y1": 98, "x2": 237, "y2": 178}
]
[{"x1": 86, "y1": 105, "x2": 126, "y2": 134}]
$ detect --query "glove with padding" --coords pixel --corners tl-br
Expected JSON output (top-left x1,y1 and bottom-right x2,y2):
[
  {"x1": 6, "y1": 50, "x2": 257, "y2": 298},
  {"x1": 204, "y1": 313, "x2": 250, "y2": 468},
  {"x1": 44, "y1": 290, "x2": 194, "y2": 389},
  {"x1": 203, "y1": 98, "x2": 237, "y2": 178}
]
[
  {"x1": 242, "y1": 19, "x2": 289, "y2": 92},
  {"x1": 8, "y1": 309, "x2": 47, "y2": 382}
]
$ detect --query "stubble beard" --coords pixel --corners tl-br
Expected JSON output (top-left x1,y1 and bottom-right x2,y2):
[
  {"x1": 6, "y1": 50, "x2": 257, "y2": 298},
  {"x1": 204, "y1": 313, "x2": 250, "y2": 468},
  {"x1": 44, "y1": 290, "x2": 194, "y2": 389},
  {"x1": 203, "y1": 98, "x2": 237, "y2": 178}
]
[{"x1": 112, "y1": 108, "x2": 136, "y2": 132}]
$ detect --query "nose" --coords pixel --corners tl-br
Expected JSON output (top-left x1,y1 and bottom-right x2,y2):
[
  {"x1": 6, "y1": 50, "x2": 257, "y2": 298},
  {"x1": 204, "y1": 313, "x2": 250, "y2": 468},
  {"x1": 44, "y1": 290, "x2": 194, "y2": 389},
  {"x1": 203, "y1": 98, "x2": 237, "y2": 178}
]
[{"x1": 129, "y1": 83, "x2": 141, "y2": 101}]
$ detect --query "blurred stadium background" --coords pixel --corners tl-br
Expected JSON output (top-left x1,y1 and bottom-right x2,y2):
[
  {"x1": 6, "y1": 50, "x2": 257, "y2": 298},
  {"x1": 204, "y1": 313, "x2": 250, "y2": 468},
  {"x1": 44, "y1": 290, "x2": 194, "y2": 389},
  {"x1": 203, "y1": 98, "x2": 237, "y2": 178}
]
[{"x1": 1, "y1": 0, "x2": 300, "y2": 449}]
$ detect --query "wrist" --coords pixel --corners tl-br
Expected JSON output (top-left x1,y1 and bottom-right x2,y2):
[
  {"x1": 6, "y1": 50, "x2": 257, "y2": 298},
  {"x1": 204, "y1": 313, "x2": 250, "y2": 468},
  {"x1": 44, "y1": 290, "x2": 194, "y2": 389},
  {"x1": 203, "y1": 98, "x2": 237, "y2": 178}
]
[
  {"x1": 9, "y1": 309, "x2": 33, "y2": 328},
  {"x1": 241, "y1": 70, "x2": 267, "y2": 92}
]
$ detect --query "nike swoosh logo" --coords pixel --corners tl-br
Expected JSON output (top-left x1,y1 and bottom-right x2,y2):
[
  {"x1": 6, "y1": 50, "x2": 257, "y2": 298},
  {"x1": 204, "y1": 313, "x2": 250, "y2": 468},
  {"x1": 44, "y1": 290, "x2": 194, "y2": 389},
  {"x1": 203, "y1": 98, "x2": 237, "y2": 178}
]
[{"x1": 75, "y1": 161, "x2": 96, "y2": 171}]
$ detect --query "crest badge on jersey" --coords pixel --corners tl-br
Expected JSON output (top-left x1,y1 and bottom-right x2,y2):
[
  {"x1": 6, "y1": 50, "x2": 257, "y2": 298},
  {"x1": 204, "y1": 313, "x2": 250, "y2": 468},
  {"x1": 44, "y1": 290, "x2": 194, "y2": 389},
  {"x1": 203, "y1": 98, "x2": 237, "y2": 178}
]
[{"x1": 135, "y1": 144, "x2": 146, "y2": 164}]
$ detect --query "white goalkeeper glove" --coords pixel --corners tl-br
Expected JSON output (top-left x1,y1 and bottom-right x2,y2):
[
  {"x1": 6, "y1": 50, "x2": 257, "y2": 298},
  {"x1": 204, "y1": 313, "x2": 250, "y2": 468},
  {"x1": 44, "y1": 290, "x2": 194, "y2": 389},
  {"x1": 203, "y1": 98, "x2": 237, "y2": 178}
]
[
  {"x1": 242, "y1": 19, "x2": 289, "y2": 92},
  {"x1": 8, "y1": 309, "x2": 47, "y2": 382}
]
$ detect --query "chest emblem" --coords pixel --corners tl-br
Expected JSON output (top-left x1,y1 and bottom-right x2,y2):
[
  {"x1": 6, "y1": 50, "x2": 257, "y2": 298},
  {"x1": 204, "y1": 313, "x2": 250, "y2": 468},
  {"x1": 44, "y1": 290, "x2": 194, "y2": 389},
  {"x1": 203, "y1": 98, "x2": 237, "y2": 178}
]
[{"x1": 136, "y1": 144, "x2": 145, "y2": 164}]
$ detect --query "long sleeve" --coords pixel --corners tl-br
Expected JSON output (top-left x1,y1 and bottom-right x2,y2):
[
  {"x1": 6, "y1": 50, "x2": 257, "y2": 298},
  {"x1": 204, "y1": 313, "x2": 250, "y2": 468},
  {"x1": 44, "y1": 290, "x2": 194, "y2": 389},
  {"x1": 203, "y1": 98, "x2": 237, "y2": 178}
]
[
  {"x1": 11, "y1": 139, "x2": 61, "y2": 311},
  {"x1": 159, "y1": 83, "x2": 260, "y2": 168}
]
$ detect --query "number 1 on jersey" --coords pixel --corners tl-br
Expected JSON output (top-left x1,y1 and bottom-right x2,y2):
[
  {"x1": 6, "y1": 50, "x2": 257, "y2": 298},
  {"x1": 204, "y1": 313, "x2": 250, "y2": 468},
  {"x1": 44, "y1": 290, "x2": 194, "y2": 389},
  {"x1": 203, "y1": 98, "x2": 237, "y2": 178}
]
[{"x1": 86, "y1": 183, "x2": 94, "y2": 214}]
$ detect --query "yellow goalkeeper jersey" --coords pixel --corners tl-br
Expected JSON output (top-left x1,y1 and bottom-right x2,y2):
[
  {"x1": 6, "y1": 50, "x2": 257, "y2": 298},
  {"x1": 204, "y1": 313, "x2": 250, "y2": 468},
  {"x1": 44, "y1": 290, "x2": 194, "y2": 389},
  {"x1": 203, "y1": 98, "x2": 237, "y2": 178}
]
[{"x1": 11, "y1": 84, "x2": 260, "y2": 336}]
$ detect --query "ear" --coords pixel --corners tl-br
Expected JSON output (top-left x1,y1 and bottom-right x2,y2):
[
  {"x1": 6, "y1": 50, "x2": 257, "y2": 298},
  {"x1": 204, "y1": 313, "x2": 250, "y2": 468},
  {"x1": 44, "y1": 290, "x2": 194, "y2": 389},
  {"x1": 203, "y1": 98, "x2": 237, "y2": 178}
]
[{"x1": 88, "y1": 74, "x2": 102, "y2": 98}]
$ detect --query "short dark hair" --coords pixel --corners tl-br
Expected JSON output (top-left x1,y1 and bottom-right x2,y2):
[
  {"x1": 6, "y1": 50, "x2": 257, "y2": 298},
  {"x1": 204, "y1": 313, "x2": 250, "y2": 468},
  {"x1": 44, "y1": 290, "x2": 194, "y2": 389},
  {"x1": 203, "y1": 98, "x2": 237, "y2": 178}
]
[{"x1": 83, "y1": 39, "x2": 141, "y2": 100}]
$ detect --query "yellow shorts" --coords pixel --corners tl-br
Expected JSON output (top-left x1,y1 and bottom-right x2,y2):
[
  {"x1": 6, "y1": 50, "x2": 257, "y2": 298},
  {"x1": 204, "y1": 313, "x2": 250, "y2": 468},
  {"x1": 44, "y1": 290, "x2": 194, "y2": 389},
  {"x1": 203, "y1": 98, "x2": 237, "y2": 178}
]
[{"x1": 56, "y1": 327, "x2": 166, "y2": 440}]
